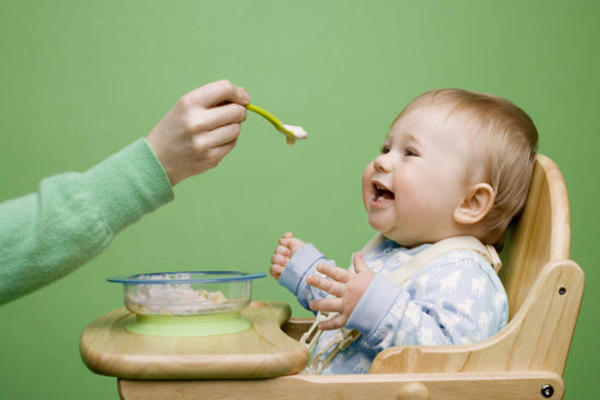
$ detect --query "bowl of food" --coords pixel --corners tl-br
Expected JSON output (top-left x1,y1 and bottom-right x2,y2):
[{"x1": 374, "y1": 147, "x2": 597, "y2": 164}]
[{"x1": 107, "y1": 271, "x2": 266, "y2": 336}]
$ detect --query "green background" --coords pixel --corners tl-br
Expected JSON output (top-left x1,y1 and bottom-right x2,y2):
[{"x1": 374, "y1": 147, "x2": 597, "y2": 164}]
[{"x1": 1, "y1": 1, "x2": 598, "y2": 398}]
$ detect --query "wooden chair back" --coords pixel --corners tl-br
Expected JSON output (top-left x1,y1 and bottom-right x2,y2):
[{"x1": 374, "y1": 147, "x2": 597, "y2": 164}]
[{"x1": 499, "y1": 154, "x2": 571, "y2": 319}]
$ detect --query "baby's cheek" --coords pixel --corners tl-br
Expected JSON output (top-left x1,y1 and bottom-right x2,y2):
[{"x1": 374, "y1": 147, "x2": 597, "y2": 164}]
[{"x1": 394, "y1": 171, "x2": 421, "y2": 201}]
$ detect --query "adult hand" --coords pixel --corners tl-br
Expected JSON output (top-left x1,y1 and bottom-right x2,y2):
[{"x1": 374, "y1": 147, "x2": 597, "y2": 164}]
[
  {"x1": 147, "y1": 80, "x2": 251, "y2": 186},
  {"x1": 270, "y1": 232, "x2": 306, "y2": 281},
  {"x1": 307, "y1": 251, "x2": 375, "y2": 330}
]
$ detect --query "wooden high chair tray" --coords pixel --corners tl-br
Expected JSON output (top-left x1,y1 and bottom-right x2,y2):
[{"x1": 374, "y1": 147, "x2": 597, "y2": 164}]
[{"x1": 80, "y1": 301, "x2": 309, "y2": 379}]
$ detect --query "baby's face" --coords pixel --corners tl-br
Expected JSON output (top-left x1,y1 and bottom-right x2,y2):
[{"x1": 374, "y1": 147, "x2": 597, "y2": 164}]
[{"x1": 362, "y1": 103, "x2": 474, "y2": 247}]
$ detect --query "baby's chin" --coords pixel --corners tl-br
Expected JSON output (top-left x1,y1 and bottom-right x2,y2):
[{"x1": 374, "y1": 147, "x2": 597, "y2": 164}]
[
  {"x1": 368, "y1": 221, "x2": 420, "y2": 247},
  {"x1": 367, "y1": 219, "x2": 399, "y2": 243}
]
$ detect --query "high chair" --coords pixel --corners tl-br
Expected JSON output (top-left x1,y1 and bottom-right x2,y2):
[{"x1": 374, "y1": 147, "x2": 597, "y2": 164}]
[{"x1": 82, "y1": 155, "x2": 584, "y2": 400}]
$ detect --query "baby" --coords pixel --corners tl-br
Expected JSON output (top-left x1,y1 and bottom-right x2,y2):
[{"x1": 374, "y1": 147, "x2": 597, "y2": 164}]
[{"x1": 270, "y1": 89, "x2": 538, "y2": 374}]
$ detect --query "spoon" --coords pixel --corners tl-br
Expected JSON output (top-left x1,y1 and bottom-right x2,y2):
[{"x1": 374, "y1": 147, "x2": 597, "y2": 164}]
[{"x1": 245, "y1": 104, "x2": 308, "y2": 145}]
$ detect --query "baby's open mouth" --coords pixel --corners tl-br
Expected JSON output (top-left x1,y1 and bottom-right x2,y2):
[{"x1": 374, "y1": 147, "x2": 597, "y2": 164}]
[{"x1": 372, "y1": 182, "x2": 395, "y2": 201}]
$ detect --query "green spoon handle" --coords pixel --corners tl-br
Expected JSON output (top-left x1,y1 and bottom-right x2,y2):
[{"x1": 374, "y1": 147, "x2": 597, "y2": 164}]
[{"x1": 245, "y1": 103, "x2": 295, "y2": 142}]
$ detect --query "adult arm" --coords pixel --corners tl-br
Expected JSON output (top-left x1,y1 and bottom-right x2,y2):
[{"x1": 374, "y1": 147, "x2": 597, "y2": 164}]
[
  {"x1": 0, "y1": 79, "x2": 251, "y2": 305},
  {"x1": 0, "y1": 139, "x2": 172, "y2": 305}
]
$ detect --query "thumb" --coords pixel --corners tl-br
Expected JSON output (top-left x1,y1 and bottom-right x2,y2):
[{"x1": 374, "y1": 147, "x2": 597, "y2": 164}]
[{"x1": 353, "y1": 251, "x2": 370, "y2": 273}]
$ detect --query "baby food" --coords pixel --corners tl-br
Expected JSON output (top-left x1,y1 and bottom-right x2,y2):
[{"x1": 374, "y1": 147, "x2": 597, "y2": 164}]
[
  {"x1": 284, "y1": 124, "x2": 308, "y2": 140},
  {"x1": 124, "y1": 273, "x2": 238, "y2": 316}
]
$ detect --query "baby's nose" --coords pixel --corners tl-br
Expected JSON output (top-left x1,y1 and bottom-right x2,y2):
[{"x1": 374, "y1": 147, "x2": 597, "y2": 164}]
[{"x1": 373, "y1": 154, "x2": 392, "y2": 173}]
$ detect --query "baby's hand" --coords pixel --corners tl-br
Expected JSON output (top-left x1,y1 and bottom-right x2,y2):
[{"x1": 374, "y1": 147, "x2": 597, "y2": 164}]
[
  {"x1": 307, "y1": 252, "x2": 374, "y2": 330},
  {"x1": 270, "y1": 232, "x2": 306, "y2": 281},
  {"x1": 146, "y1": 80, "x2": 250, "y2": 186}
]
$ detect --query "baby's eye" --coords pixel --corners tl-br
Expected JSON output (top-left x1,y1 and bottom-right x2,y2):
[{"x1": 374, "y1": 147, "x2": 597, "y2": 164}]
[
  {"x1": 404, "y1": 148, "x2": 418, "y2": 157},
  {"x1": 380, "y1": 145, "x2": 391, "y2": 154}
]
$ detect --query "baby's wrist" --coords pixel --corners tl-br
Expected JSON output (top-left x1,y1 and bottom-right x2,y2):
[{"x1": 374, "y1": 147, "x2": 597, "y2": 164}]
[
  {"x1": 279, "y1": 243, "x2": 325, "y2": 295},
  {"x1": 290, "y1": 244, "x2": 306, "y2": 257},
  {"x1": 346, "y1": 274, "x2": 407, "y2": 339}
]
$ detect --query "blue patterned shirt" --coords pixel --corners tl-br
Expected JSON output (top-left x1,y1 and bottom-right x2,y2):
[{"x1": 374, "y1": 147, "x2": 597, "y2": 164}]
[{"x1": 279, "y1": 238, "x2": 508, "y2": 374}]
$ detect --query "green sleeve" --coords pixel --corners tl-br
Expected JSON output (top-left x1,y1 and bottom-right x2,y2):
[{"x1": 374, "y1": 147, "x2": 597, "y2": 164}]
[{"x1": 0, "y1": 138, "x2": 174, "y2": 306}]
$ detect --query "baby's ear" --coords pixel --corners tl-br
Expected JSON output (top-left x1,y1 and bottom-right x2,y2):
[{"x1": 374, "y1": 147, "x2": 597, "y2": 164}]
[{"x1": 454, "y1": 183, "x2": 495, "y2": 225}]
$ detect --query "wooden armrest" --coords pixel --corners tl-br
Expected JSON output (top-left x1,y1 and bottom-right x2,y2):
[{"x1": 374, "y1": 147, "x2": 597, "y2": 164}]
[{"x1": 282, "y1": 318, "x2": 314, "y2": 341}]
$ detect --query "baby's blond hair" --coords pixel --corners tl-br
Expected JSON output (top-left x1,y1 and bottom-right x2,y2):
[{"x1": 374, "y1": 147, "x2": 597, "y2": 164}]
[{"x1": 400, "y1": 89, "x2": 538, "y2": 249}]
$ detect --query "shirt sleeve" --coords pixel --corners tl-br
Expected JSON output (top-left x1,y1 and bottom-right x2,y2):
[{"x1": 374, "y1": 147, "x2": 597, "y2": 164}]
[
  {"x1": 0, "y1": 138, "x2": 174, "y2": 306},
  {"x1": 346, "y1": 251, "x2": 508, "y2": 357},
  {"x1": 279, "y1": 243, "x2": 337, "y2": 312}
]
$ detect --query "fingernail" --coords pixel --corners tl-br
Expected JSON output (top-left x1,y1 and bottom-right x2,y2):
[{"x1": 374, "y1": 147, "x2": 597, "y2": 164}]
[{"x1": 241, "y1": 88, "x2": 250, "y2": 103}]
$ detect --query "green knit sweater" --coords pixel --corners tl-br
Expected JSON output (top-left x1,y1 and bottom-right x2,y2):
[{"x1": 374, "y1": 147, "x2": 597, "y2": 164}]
[{"x1": 0, "y1": 138, "x2": 174, "y2": 305}]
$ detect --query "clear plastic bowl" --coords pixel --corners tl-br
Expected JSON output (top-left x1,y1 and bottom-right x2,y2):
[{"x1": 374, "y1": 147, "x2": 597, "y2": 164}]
[{"x1": 107, "y1": 271, "x2": 266, "y2": 316}]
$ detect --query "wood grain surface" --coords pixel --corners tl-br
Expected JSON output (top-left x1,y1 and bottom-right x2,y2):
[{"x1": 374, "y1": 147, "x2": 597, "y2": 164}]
[
  {"x1": 118, "y1": 371, "x2": 564, "y2": 400},
  {"x1": 80, "y1": 301, "x2": 309, "y2": 379}
]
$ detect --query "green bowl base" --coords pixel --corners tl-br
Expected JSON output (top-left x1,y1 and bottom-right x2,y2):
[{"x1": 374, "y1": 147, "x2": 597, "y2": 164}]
[{"x1": 126, "y1": 311, "x2": 251, "y2": 337}]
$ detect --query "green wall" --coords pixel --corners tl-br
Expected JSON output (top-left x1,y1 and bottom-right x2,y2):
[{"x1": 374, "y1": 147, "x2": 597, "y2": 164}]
[{"x1": 1, "y1": 1, "x2": 598, "y2": 398}]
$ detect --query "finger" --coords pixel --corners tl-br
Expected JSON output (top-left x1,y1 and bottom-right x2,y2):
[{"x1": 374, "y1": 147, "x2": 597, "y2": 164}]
[
  {"x1": 309, "y1": 298, "x2": 344, "y2": 313},
  {"x1": 316, "y1": 263, "x2": 352, "y2": 283},
  {"x1": 187, "y1": 80, "x2": 250, "y2": 108},
  {"x1": 271, "y1": 254, "x2": 289, "y2": 267},
  {"x1": 239, "y1": 87, "x2": 251, "y2": 104},
  {"x1": 353, "y1": 251, "x2": 370, "y2": 273},
  {"x1": 203, "y1": 138, "x2": 238, "y2": 165},
  {"x1": 275, "y1": 245, "x2": 291, "y2": 257},
  {"x1": 306, "y1": 274, "x2": 345, "y2": 297},
  {"x1": 282, "y1": 232, "x2": 294, "y2": 239},
  {"x1": 270, "y1": 264, "x2": 284, "y2": 279},
  {"x1": 197, "y1": 103, "x2": 247, "y2": 132},
  {"x1": 319, "y1": 314, "x2": 348, "y2": 331},
  {"x1": 195, "y1": 122, "x2": 242, "y2": 150},
  {"x1": 279, "y1": 238, "x2": 297, "y2": 247}
]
